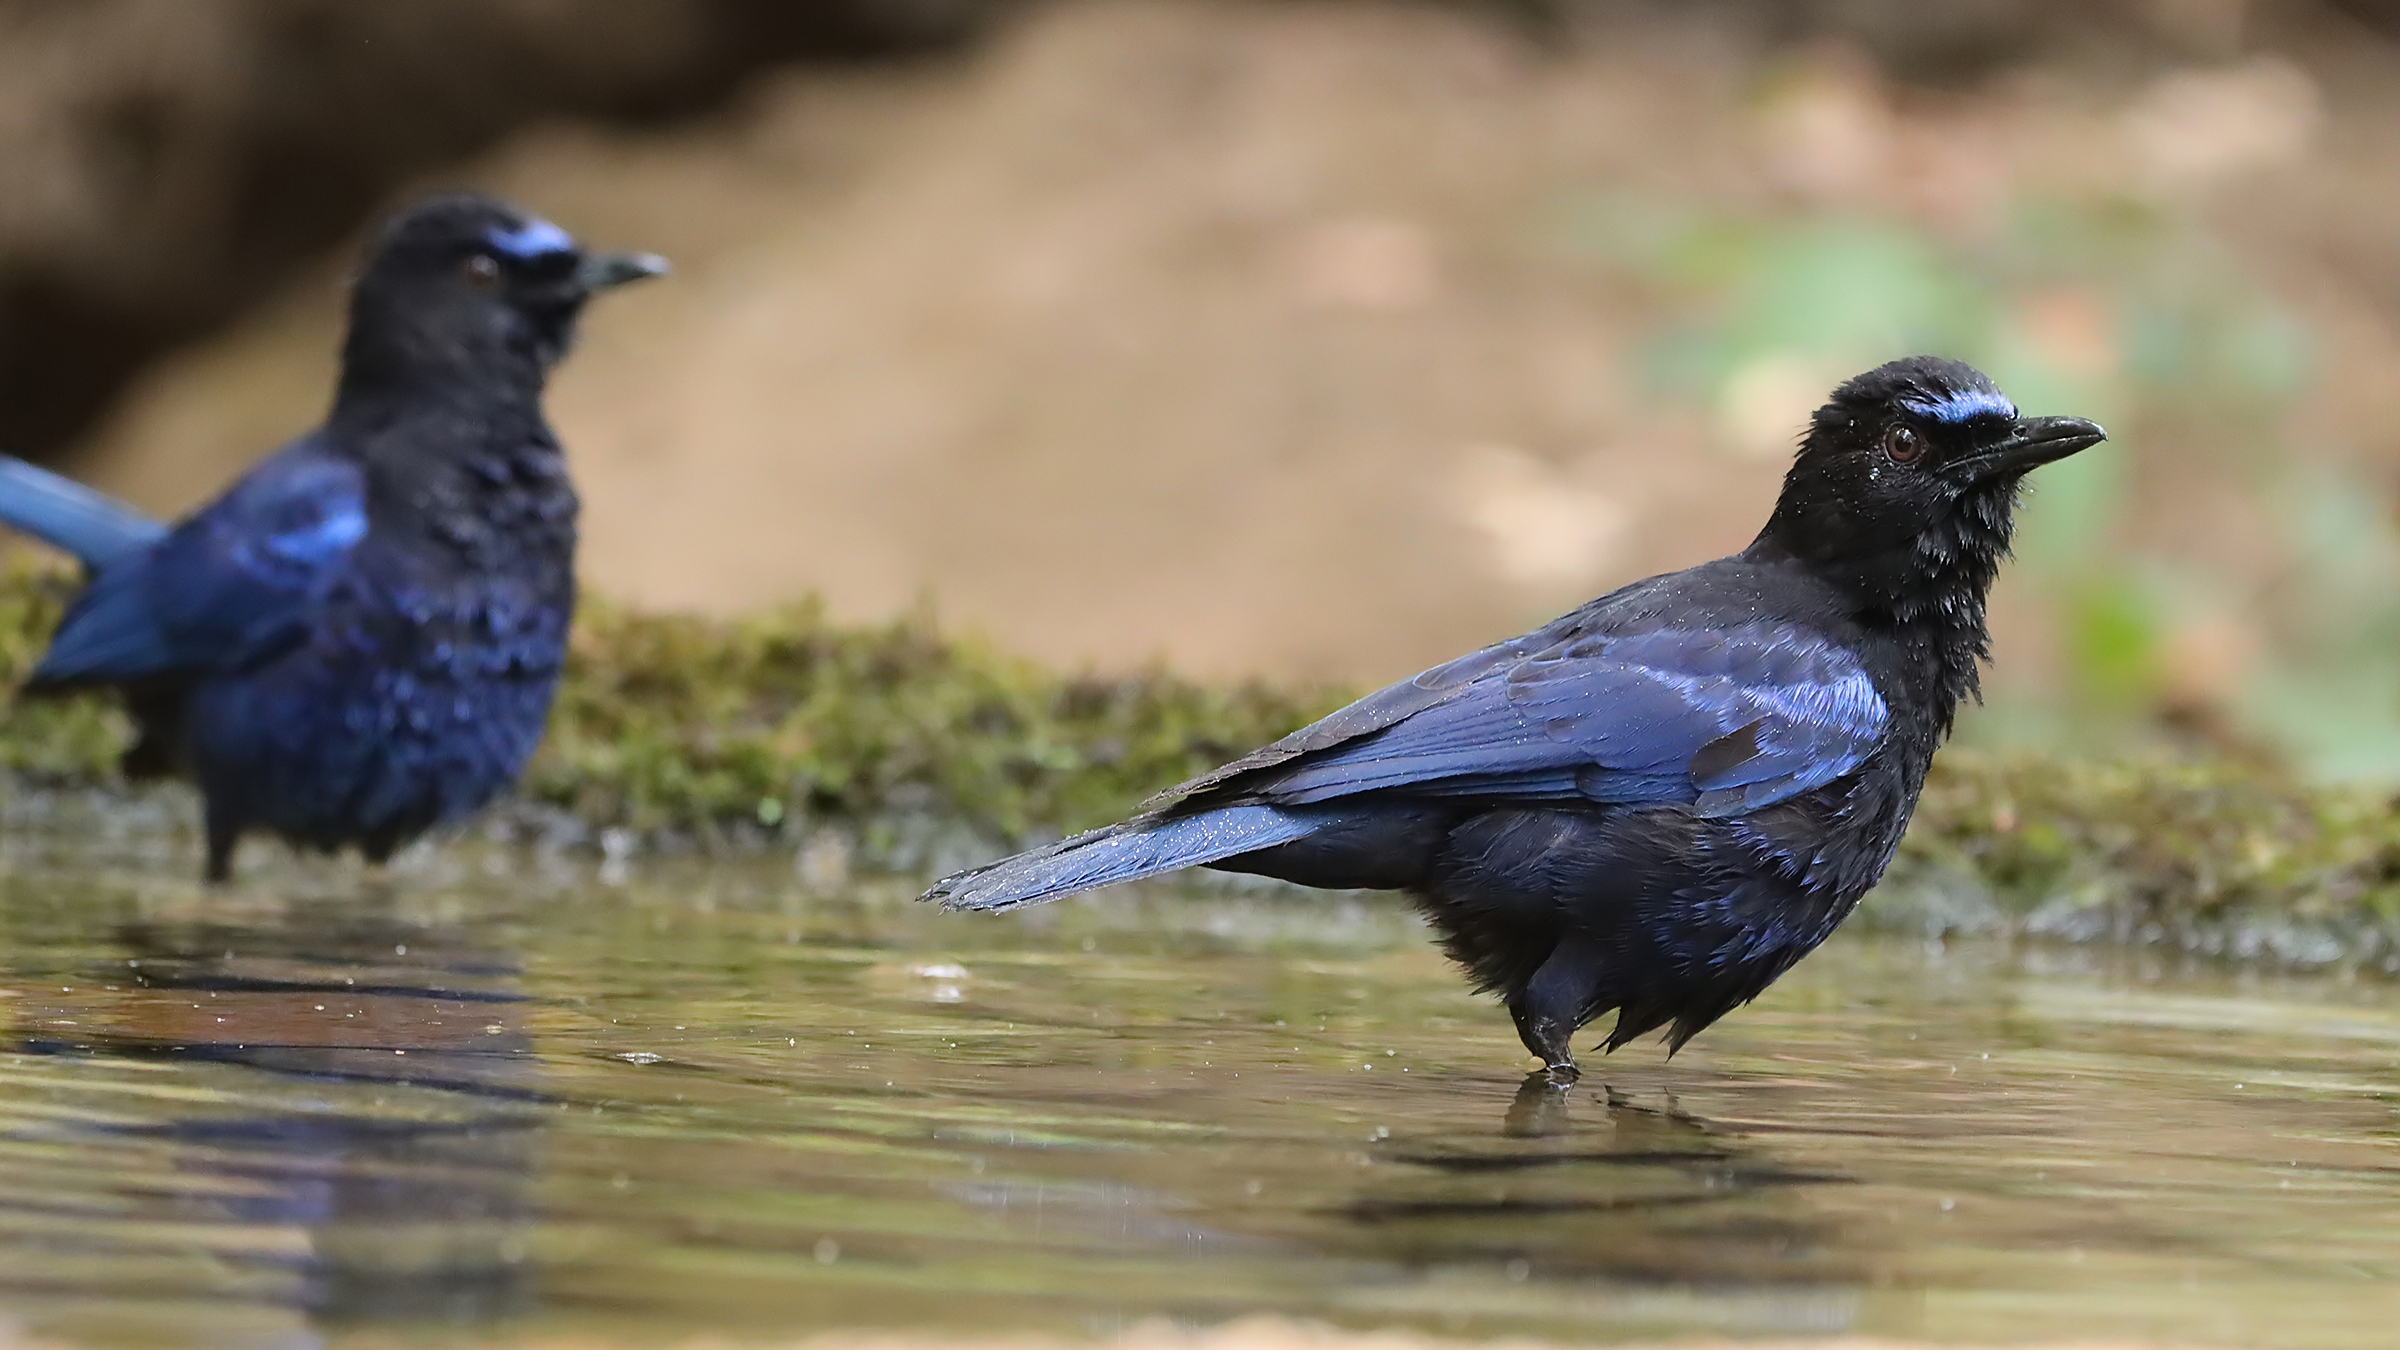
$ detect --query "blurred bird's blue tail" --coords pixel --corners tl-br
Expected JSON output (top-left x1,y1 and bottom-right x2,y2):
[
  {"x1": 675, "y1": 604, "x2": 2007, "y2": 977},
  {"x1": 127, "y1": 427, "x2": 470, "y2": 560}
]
[
  {"x1": 926, "y1": 804, "x2": 1320, "y2": 912},
  {"x1": 0, "y1": 456, "x2": 165, "y2": 569}
]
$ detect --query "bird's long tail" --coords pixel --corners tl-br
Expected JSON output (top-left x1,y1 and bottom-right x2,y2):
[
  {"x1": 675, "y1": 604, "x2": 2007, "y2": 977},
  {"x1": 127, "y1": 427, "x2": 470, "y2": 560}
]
[
  {"x1": 926, "y1": 804, "x2": 1321, "y2": 913},
  {"x1": 0, "y1": 456, "x2": 165, "y2": 569}
]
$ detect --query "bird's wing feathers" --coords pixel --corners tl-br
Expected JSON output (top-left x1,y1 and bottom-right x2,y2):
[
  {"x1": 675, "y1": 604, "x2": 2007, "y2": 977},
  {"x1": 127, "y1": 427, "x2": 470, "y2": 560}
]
[
  {"x1": 1512, "y1": 624, "x2": 1890, "y2": 813},
  {"x1": 30, "y1": 445, "x2": 367, "y2": 686},
  {"x1": 1173, "y1": 620, "x2": 1886, "y2": 817},
  {"x1": 1144, "y1": 615, "x2": 1586, "y2": 810}
]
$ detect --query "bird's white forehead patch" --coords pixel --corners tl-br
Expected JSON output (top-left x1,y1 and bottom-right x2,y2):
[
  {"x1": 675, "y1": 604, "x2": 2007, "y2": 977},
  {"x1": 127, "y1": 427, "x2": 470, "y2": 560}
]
[
  {"x1": 1902, "y1": 386, "x2": 2017, "y2": 425},
  {"x1": 486, "y1": 218, "x2": 576, "y2": 259}
]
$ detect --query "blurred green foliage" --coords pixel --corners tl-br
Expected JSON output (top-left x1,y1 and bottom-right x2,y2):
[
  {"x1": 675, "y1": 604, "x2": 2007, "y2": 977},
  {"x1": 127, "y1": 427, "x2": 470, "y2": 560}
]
[
  {"x1": 2235, "y1": 470, "x2": 2400, "y2": 778},
  {"x1": 1554, "y1": 186, "x2": 2400, "y2": 780}
]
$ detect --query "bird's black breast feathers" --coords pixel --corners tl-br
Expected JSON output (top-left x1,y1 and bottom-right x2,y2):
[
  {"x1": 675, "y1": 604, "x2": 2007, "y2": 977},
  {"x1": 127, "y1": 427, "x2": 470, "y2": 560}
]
[{"x1": 367, "y1": 400, "x2": 580, "y2": 581}]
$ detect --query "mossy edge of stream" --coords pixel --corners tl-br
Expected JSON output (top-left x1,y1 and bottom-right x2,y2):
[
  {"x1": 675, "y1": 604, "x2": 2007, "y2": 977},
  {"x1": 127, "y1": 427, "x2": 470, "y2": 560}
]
[
  {"x1": 0, "y1": 554, "x2": 1339, "y2": 863},
  {"x1": 4, "y1": 557, "x2": 2397, "y2": 968}
]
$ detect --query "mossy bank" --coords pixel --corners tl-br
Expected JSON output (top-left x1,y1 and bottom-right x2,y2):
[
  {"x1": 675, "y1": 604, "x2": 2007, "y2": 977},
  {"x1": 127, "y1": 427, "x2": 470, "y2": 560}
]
[
  {"x1": 4, "y1": 559, "x2": 2396, "y2": 969},
  {"x1": 0, "y1": 557, "x2": 1335, "y2": 867}
]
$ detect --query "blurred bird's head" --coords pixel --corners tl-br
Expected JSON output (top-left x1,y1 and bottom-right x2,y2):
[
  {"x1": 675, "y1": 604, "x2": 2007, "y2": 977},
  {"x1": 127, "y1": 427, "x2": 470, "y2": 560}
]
[
  {"x1": 341, "y1": 192, "x2": 667, "y2": 395},
  {"x1": 1755, "y1": 355, "x2": 2105, "y2": 618}
]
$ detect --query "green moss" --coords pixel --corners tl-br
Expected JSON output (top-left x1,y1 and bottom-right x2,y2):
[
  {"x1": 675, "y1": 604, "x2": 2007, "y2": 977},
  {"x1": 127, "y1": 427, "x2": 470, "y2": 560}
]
[
  {"x1": 1888, "y1": 750, "x2": 2400, "y2": 960},
  {"x1": 533, "y1": 596, "x2": 1344, "y2": 843},
  {"x1": 5, "y1": 560, "x2": 2400, "y2": 962},
  {"x1": 0, "y1": 556, "x2": 130, "y2": 781},
  {"x1": 0, "y1": 559, "x2": 1343, "y2": 843},
  {"x1": 1907, "y1": 751, "x2": 2400, "y2": 915}
]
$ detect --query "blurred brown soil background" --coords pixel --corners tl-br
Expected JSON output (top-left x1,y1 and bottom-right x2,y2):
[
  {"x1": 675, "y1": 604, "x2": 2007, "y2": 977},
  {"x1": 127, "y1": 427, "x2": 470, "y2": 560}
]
[{"x1": 11, "y1": 0, "x2": 2400, "y2": 732}]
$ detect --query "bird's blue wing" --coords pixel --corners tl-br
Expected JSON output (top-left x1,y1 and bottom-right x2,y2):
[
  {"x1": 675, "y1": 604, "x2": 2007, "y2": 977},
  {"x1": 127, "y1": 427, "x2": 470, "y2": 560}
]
[
  {"x1": 30, "y1": 442, "x2": 367, "y2": 686},
  {"x1": 1214, "y1": 621, "x2": 1887, "y2": 816},
  {"x1": 1145, "y1": 612, "x2": 1589, "y2": 810}
]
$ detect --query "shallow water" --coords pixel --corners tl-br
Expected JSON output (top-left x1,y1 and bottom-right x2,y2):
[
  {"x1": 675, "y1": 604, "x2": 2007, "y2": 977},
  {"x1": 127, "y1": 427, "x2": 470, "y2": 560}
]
[{"x1": 0, "y1": 841, "x2": 2395, "y2": 1349}]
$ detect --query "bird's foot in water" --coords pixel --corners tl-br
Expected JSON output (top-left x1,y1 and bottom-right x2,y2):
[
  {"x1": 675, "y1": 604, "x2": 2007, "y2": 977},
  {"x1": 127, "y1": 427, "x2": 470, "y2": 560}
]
[
  {"x1": 1504, "y1": 1065, "x2": 1578, "y2": 1136},
  {"x1": 1512, "y1": 1018, "x2": 1580, "y2": 1082}
]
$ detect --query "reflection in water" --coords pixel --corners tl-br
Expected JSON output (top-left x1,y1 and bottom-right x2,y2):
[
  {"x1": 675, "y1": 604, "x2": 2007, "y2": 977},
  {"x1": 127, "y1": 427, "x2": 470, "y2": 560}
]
[
  {"x1": 1, "y1": 857, "x2": 2397, "y2": 1350},
  {"x1": 1502, "y1": 1068, "x2": 1574, "y2": 1137},
  {"x1": 1, "y1": 890, "x2": 541, "y2": 1341},
  {"x1": 1343, "y1": 1072, "x2": 1859, "y2": 1308}
]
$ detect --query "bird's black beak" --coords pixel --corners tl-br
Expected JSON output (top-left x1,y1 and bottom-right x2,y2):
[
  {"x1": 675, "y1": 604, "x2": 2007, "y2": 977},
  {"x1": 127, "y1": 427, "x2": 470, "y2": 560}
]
[
  {"x1": 576, "y1": 250, "x2": 670, "y2": 292},
  {"x1": 1959, "y1": 415, "x2": 2107, "y2": 480}
]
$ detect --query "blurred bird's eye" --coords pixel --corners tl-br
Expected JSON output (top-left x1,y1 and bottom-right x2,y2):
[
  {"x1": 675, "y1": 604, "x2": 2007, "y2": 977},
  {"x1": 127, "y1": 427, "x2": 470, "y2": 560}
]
[
  {"x1": 1881, "y1": 426, "x2": 1925, "y2": 465},
  {"x1": 461, "y1": 254, "x2": 501, "y2": 288}
]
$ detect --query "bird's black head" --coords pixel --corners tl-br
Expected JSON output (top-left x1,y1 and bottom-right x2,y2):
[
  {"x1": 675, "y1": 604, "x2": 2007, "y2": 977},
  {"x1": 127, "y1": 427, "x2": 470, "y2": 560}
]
[
  {"x1": 1754, "y1": 355, "x2": 2106, "y2": 622},
  {"x1": 337, "y1": 192, "x2": 666, "y2": 407}
]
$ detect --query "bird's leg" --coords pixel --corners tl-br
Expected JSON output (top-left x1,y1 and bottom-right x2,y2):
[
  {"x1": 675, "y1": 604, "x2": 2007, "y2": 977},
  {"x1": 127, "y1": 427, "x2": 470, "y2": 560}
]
[
  {"x1": 203, "y1": 805, "x2": 240, "y2": 884},
  {"x1": 1507, "y1": 938, "x2": 1603, "y2": 1075}
]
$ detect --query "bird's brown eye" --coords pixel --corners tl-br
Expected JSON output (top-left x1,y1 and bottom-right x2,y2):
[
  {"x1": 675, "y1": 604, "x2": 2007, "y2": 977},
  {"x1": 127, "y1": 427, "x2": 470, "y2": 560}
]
[
  {"x1": 1882, "y1": 425, "x2": 1925, "y2": 464},
  {"x1": 460, "y1": 253, "x2": 500, "y2": 288}
]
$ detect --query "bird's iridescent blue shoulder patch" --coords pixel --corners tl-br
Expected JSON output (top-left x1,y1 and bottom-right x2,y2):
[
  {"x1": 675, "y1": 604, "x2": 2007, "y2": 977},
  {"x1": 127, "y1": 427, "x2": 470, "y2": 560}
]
[
  {"x1": 1901, "y1": 386, "x2": 2016, "y2": 425},
  {"x1": 486, "y1": 218, "x2": 576, "y2": 259},
  {"x1": 260, "y1": 499, "x2": 367, "y2": 568}
]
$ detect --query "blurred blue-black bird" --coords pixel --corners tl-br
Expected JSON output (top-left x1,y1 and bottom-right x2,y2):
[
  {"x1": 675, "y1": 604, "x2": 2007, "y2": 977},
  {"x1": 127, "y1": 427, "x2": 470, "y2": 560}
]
[
  {"x1": 926, "y1": 356, "x2": 2105, "y2": 1070},
  {"x1": 0, "y1": 193, "x2": 664, "y2": 879}
]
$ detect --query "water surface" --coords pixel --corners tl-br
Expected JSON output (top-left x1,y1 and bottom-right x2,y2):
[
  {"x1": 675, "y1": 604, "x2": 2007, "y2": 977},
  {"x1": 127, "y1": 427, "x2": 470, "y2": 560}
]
[{"x1": 0, "y1": 840, "x2": 2395, "y2": 1348}]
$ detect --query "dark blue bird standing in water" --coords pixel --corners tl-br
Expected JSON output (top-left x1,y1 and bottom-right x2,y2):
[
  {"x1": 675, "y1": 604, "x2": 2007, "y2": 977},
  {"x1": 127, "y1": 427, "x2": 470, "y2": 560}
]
[
  {"x1": 927, "y1": 357, "x2": 2105, "y2": 1072},
  {"x1": 0, "y1": 193, "x2": 665, "y2": 880}
]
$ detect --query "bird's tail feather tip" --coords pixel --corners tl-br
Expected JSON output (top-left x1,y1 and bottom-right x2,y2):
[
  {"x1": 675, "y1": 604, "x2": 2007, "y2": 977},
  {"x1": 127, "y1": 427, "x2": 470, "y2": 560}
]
[
  {"x1": 917, "y1": 843, "x2": 1068, "y2": 911},
  {"x1": 941, "y1": 893, "x2": 1018, "y2": 914},
  {"x1": 918, "y1": 805, "x2": 1324, "y2": 917},
  {"x1": 915, "y1": 872, "x2": 968, "y2": 905},
  {"x1": 923, "y1": 867, "x2": 1070, "y2": 914},
  {"x1": 919, "y1": 874, "x2": 1000, "y2": 912}
]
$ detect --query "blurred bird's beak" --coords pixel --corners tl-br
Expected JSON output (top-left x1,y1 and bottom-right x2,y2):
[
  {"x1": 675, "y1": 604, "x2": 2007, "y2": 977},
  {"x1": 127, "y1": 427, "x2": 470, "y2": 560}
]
[
  {"x1": 577, "y1": 251, "x2": 670, "y2": 292},
  {"x1": 1964, "y1": 415, "x2": 2107, "y2": 479}
]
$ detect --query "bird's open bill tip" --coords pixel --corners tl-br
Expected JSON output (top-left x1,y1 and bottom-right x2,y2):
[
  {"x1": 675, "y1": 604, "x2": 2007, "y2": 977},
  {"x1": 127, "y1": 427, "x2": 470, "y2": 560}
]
[
  {"x1": 578, "y1": 251, "x2": 671, "y2": 291},
  {"x1": 1968, "y1": 414, "x2": 2107, "y2": 477}
]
